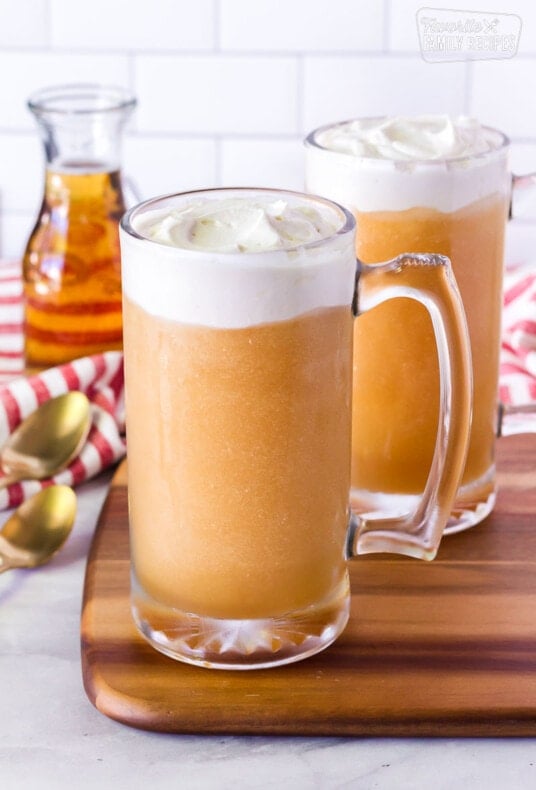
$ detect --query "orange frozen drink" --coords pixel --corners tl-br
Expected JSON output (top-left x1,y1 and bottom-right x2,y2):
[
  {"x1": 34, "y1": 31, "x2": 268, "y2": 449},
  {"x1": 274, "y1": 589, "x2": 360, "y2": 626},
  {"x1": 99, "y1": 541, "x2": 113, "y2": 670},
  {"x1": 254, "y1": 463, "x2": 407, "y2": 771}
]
[
  {"x1": 306, "y1": 116, "x2": 510, "y2": 531},
  {"x1": 120, "y1": 189, "x2": 356, "y2": 668}
]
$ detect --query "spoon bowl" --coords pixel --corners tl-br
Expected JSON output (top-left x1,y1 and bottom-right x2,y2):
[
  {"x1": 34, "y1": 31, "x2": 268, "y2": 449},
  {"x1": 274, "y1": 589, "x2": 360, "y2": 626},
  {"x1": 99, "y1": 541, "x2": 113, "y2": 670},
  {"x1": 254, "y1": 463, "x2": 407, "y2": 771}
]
[
  {"x1": 0, "y1": 485, "x2": 77, "y2": 572},
  {"x1": 0, "y1": 392, "x2": 91, "y2": 488}
]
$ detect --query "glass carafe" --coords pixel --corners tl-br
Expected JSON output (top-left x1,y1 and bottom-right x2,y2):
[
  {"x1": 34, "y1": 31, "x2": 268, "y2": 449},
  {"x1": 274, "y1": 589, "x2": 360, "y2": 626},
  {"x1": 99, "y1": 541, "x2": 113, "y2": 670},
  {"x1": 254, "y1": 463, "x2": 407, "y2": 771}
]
[{"x1": 22, "y1": 84, "x2": 137, "y2": 367}]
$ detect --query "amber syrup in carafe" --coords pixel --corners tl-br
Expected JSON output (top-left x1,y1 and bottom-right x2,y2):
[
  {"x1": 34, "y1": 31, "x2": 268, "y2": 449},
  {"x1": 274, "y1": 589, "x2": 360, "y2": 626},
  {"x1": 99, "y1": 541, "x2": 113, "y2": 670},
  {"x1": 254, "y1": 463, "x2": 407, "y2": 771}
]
[{"x1": 23, "y1": 163, "x2": 126, "y2": 367}]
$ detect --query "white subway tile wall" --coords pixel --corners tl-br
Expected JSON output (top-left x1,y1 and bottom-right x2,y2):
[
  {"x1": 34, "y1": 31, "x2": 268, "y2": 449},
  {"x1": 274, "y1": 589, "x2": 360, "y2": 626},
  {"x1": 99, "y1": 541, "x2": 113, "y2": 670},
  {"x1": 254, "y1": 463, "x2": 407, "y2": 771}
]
[
  {"x1": 302, "y1": 56, "x2": 468, "y2": 130},
  {"x1": 0, "y1": 0, "x2": 535, "y2": 258},
  {"x1": 472, "y1": 58, "x2": 536, "y2": 136},
  {"x1": 0, "y1": 52, "x2": 130, "y2": 129},
  {"x1": 219, "y1": 0, "x2": 385, "y2": 52},
  {"x1": 49, "y1": 0, "x2": 215, "y2": 51},
  {"x1": 389, "y1": 0, "x2": 536, "y2": 54},
  {"x1": 135, "y1": 55, "x2": 299, "y2": 133}
]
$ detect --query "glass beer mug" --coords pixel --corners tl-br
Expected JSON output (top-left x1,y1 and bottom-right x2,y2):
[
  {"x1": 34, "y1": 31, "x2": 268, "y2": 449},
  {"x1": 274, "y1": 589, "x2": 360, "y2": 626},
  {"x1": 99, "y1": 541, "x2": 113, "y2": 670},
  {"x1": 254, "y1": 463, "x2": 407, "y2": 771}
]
[
  {"x1": 22, "y1": 84, "x2": 137, "y2": 367},
  {"x1": 120, "y1": 187, "x2": 471, "y2": 669},
  {"x1": 305, "y1": 115, "x2": 536, "y2": 534}
]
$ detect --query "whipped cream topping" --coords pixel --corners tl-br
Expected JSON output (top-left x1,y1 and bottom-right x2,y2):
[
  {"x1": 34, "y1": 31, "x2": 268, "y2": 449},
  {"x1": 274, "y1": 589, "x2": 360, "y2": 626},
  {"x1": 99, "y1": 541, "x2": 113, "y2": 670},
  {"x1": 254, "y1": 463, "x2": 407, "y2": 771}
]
[
  {"x1": 134, "y1": 197, "x2": 341, "y2": 253},
  {"x1": 306, "y1": 115, "x2": 510, "y2": 213},
  {"x1": 316, "y1": 115, "x2": 494, "y2": 161},
  {"x1": 121, "y1": 192, "x2": 356, "y2": 329}
]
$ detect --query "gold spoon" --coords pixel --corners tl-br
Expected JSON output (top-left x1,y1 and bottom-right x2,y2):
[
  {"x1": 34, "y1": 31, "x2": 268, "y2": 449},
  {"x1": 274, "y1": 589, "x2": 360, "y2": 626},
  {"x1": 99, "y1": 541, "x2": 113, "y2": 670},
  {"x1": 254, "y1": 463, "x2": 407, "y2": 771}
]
[
  {"x1": 0, "y1": 392, "x2": 91, "y2": 489},
  {"x1": 0, "y1": 485, "x2": 77, "y2": 573}
]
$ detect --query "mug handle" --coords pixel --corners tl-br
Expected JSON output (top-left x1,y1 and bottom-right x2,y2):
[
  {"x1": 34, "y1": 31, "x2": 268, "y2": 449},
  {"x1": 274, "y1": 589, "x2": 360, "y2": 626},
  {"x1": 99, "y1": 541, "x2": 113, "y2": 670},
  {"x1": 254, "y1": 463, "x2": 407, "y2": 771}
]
[
  {"x1": 498, "y1": 173, "x2": 536, "y2": 434},
  {"x1": 347, "y1": 253, "x2": 472, "y2": 562},
  {"x1": 498, "y1": 403, "x2": 536, "y2": 436},
  {"x1": 510, "y1": 172, "x2": 536, "y2": 218}
]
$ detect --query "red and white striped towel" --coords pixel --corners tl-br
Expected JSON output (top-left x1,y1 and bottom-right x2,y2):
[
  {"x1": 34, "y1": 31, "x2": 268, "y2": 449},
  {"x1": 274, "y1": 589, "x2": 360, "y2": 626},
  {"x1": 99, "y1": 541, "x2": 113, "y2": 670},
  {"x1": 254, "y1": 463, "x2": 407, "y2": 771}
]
[
  {"x1": 0, "y1": 261, "x2": 125, "y2": 510},
  {"x1": 0, "y1": 260, "x2": 24, "y2": 382},
  {"x1": 500, "y1": 265, "x2": 536, "y2": 405}
]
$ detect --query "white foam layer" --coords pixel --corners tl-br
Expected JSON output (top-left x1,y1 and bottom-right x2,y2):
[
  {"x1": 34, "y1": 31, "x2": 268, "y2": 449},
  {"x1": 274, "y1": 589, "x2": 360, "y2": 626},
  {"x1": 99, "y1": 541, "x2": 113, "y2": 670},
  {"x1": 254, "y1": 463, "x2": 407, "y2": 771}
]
[
  {"x1": 134, "y1": 197, "x2": 341, "y2": 253},
  {"x1": 306, "y1": 116, "x2": 510, "y2": 213},
  {"x1": 318, "y1": 116, "x2": 492, "y2": 160},
  {"x1": 120, "y1": 195, "x2": 356, "y2": 329}
]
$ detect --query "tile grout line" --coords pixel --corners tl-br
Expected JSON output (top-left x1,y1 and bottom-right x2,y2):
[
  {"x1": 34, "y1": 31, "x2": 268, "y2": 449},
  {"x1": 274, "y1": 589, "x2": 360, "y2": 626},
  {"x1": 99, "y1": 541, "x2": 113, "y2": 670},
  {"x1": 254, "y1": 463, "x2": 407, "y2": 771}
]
[
  {"x1": 383, "y1": 0, "x2": 391, "y2": 52},
  {"x1": 44, "y1": 0, "x2": 52, "y2": 49},
  {"x1": 213, "y1": 0, "x2": 220, "y2": 52},
  {"x1": 464, "y1": 60, "x2": 474, "y2": 116},
  {"x1": 0, "y1": 127, "x2": 307, "y2": 141},
  {"x1": 296, "y1": 53, "x2": 304, "y2": 136},
  {"x1": 9, "y1": 45, "x2": 536, "y2": 59},
  {"x1": 214, "y1": 136, "x2": 222, "y2": 185},
  {"x1": 127, "y1": 52, "x2": 137, "y2": 99},
  {"x1": 1, "y1": 126, "x2": 535, "y2": 144}
]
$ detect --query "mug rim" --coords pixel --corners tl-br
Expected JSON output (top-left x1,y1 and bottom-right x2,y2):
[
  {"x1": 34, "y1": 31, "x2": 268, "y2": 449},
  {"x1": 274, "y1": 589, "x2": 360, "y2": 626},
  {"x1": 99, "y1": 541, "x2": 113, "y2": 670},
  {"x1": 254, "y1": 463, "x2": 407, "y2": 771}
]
[
  {"x1": 120, "y1": 186, "x2": 356, "y2": 257},
  {"x1": 304, "y1": 116, "x2": 510, "y2": 166}
]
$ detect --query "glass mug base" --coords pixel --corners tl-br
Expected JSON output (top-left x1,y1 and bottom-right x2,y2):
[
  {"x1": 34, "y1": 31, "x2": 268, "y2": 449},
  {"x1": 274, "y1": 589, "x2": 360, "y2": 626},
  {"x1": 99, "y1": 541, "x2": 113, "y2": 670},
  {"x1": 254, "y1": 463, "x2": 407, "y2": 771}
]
[
  {"x1": 131, "y1": 573, "x2": 351, "y2": 670},
  {"x1": 350, "y1": 465, "x2": 497, "y2": 538}
]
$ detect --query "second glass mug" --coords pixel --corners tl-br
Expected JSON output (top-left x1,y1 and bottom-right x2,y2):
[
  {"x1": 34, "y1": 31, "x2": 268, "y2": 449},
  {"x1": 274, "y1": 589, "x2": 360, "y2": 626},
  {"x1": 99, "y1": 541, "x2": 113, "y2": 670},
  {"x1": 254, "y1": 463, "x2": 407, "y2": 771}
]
[
  {"x1": 305, "y1": 119, "x2": 536, "y2": 533},
  {"x1": 120, "y1": 187, "x2": 471, "y2": 670}
]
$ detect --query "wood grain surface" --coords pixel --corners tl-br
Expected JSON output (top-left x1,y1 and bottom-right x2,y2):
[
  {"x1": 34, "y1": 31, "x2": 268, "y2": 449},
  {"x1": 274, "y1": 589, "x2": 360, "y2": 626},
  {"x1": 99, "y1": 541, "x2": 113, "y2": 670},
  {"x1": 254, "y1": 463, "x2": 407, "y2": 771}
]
[{"x1": 81, "y1": 435, "x2": 536, "y2": 736}]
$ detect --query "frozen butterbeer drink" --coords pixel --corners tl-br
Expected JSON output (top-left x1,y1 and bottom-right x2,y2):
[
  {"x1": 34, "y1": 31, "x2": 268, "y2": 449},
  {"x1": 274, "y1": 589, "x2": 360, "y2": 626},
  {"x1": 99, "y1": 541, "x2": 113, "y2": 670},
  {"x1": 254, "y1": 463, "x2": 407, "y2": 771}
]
[
  {"x1": 120, "y1": 187, "x2": 472, "y2": 670},
  {"x1": 306, "y1": 116, "x2": 510, "y2": 533},
  {"x1": 120, "y1": 189, "x2": 356, "y2": 669}
]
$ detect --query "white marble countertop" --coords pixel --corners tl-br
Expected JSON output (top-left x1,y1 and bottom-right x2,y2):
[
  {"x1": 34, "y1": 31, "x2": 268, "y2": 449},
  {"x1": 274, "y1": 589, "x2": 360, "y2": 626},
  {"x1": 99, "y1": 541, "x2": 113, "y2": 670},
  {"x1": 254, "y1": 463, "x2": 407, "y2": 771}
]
[{"x1": 1, "y1": 472, "x2": 536, "y2": 789}]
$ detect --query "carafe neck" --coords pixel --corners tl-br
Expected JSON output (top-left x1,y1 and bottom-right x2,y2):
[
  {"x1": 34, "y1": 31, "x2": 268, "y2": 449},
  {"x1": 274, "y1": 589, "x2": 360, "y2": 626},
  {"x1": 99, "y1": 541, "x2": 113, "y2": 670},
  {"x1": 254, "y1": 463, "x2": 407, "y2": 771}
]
[{"x1": 28, "y1": 84, "x2": 136, "y2": 173}]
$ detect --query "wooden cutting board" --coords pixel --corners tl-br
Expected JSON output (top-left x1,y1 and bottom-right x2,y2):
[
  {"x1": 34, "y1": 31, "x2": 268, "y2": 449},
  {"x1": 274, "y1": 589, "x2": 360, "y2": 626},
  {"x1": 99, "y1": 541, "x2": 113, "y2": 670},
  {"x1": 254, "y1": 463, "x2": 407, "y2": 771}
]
[{"x1": 81, "y1": 435, "x2": 536, "y2": 736}]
